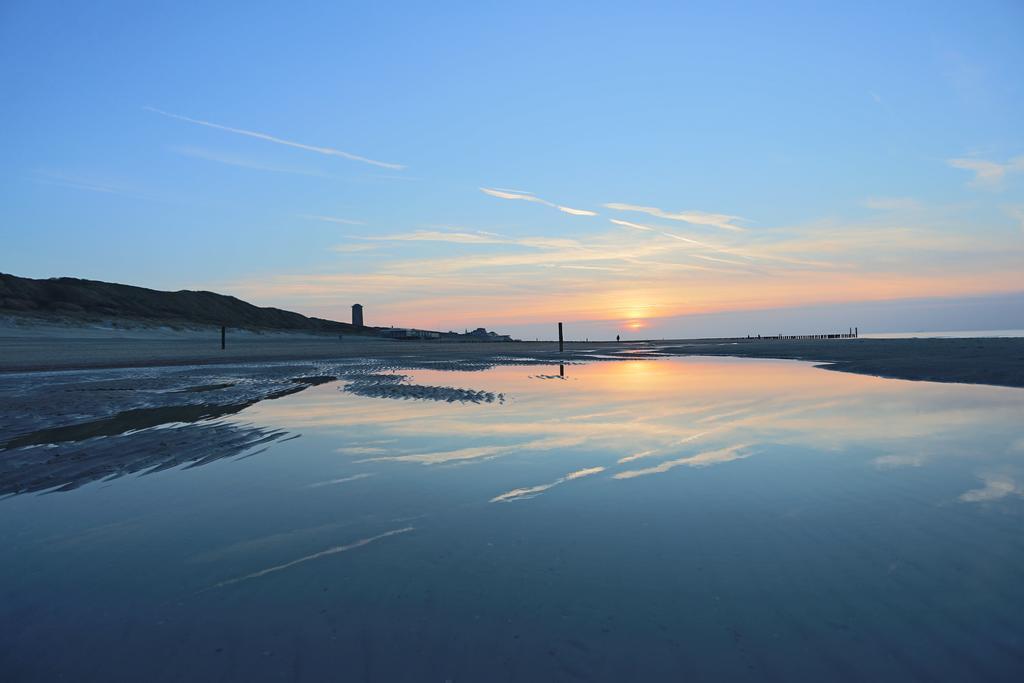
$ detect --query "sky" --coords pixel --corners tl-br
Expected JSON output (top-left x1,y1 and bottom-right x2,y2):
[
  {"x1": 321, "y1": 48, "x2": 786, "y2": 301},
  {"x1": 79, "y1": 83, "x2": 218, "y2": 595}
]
[{"x1": 2, "y1": 1, "x2": 1023, "y2": 339}]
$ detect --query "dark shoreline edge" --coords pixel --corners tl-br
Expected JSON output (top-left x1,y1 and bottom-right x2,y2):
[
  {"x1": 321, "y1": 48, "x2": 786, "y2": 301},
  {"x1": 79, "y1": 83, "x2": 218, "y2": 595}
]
[{"x1": 655, "y1": 337, "x2": 1024, "y2": 389}]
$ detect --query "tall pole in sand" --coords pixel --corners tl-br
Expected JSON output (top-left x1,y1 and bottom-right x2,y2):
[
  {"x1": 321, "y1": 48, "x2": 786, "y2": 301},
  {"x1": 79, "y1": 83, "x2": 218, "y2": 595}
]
[
  {"x1": 221, "y1": 326, "x2": 226, "y2": 350},
  {"x1": 558, "y1": 322, "x2": 564, "y2": 353}
]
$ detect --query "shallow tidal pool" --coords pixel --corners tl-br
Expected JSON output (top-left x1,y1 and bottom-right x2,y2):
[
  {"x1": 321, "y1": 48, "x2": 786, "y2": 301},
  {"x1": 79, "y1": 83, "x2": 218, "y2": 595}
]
[{"x1": 1, "y1": 357, "x2": 1023, "y2": 681}]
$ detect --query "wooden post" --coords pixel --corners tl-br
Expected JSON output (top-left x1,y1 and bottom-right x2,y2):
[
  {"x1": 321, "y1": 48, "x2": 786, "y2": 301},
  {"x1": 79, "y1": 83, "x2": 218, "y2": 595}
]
[
  {"x1": 559, "y1": 363, "x2": 564, "y2": 378},
  {"x1": 221, "y1": 325, "x2": 226, "y2": 350},
  {"x1": 558, "y1": 322, "x2": 564, "y2": 353}
]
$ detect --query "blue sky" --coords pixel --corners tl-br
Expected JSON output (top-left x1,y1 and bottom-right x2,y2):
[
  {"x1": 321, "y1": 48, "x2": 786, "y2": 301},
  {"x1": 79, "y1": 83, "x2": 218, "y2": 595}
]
[{"x1": 2, "y1": 1, "x2": 1022, "y2": 337}]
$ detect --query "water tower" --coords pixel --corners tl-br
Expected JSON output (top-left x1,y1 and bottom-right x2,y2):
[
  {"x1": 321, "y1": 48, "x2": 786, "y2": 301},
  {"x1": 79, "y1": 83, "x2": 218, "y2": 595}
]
[{"x1": 352, "y1": 303, "x2": 364, "y2": 327}]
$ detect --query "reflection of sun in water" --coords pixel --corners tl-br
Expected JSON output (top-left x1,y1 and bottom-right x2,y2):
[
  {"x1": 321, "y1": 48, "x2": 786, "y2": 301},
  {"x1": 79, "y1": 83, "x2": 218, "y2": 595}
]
[{"x1": 602, "y1": 359, "x2": 670, "y2": 391}]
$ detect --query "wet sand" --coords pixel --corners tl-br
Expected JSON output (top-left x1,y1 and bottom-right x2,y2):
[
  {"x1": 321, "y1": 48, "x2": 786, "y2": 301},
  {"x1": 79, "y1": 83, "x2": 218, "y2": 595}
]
[
  {"x1": 0, "y1": 358, "x2": 519, "y2": 494},
  {"x1": 657, "y1": 336, "x2": 1024, "y2": 389},
  {"x1": 1, "y1": 323, "x2": 1022, "y2": 388}
]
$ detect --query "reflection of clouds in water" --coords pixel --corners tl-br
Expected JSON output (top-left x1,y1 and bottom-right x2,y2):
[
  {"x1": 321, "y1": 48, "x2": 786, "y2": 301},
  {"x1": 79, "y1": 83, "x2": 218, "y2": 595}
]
[
  {"x1": 619, "y1": 448, "x2": 659, "y2": 464},
  {"x1": 702, "y1": 399, "x2": 847, "y2": 434},
  {"x1": 395, "y1": 397, "x2": 1014, "y2": 457},
  {"x1": 618, "y1": 432, "x2": 709, "y2": 464},
  {"x1": 360, "y1": 436, "x2": 589, "y2": 465},
  {"x1": 205, "y1": 526, "x2": 414, "y2": 591},
  {"x1": 491, "y1": 466, "x2": 605, "y2": 502},
  {"x1": 609, "y1": 399, "x2": 844, "y2": 470},
  {"x1": 872, "y1": 454, "x2": 927, "y2": 469},
  {"x1": 306, "y1": 473, "x2": 375, "y2": 488},
  {"x1": 614, "y1": 444, "x2": 752, "y2": 479},
  {"x1": 565, "y1": 409, "x2": 633, "y2": 421},
  {"x1": 187, "y1": 520, "x2": 359, "y2": 565},
  {"x1": 335, "y1": 446, "x2": 388, "y2": 455},
  {"x1": 959, "y1": 474, "x2": 1022, "y2": 502},
  {"x1": 246, "y1": 359, "x2": 1024, "y2": 496}
]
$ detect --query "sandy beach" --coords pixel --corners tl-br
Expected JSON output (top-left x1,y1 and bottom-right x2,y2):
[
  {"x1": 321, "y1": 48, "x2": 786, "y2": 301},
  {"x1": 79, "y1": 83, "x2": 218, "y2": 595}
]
[{"x1": 2, "y1": 318, "x2": 1022, "y2": 388}]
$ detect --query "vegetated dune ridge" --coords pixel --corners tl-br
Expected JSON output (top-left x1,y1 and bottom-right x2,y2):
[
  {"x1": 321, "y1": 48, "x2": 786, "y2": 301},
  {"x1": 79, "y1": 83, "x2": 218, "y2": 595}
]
[{"x1": 0, "y1": 272, "x2": 366, "y2": 334}]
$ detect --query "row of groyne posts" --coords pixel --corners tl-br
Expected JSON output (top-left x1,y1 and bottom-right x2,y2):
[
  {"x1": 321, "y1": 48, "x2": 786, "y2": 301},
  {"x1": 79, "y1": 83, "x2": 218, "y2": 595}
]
[{"x1": 748, "y1": 327, "x2": 858, "y2": 341}]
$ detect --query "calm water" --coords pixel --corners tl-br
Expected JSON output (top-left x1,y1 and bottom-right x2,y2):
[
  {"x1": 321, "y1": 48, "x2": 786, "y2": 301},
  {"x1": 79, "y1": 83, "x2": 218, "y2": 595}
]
[{"x1": 1, "y1": 358, "x2": 1023, "y2": 681}]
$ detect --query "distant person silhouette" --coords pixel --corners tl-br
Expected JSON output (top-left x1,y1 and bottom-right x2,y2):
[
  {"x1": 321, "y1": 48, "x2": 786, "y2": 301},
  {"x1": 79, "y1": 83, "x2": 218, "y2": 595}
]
[{"x1": 616, "y1": 334, "x2": 620, "y2": 342}]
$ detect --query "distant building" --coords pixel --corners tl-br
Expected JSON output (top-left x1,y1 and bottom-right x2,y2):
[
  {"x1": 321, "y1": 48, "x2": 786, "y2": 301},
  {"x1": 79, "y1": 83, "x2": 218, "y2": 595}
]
[
  {"x1": 379, "y1": 328, "x2": 441, "y2": 340},
  {"x1": 352, "y1": 303, "x2": 363, "y2": 327},
  {"x1": 467, "y1": 327, "x2": 509, "y2": 341},
  {"x1": 440, "y1": 327, "x2": 514, "y2": 342}
]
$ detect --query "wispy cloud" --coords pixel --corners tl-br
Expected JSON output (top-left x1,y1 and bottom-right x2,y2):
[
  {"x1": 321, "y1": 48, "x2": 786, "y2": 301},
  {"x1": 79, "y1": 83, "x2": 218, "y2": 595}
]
[
  {"x1": 172, "y1": 145, "x2": 331, "y2": 177},
  {"x1": 301, "y1": 214, "x2": 365, "y2": 226},
  {"x1": 146, "y1": 106, "x2": 405, "y2": 170},
  {"x1": 479, "y1": 187, "x2": 597, "y2": 216},
  {"x1": 610, "y1": 218, "x2": 656, "y2": 232},
  {"x1": 32, "y1": 172, "x2": 123, "y2": 195},
  {"x1": 863, "y1": 196, "x2": 921, "y2": 211},
  {"x1": 947, "y1": 156, "x2": 1024, "y2": 189},
  {"x1": 1006, "y1": 206, "x2": 1024, "y2": 232},
  {"x1": 611, "y1": 217, "x2": 844, "y2": 269},
  {"x1": 223, "y1": 199, "x2": 1024, "y2": 332},
  {"x1": 365, "y1": 229, "x2": 580, "y2": 250},
  {"x1": 691, "y1": 253, "x2": 750, "y2": 266},
  {"x1": 550, "y1": 264, "x2": 627, "y2": 272},
  {"x1": 30, "y1": 170, "x2": 157, "y2": 201},
  {"x1": 331, "y1": 243, "x2": 378, "y2": 253},
  {"x1": 558, "y1": 206, "x2": 600, "y2": 216},
  {"x1": 369, "y1": 230, "x2": 507, "y2": 245},
  {"x1": 609, "y1": 219, "x2": 762, "y2": 265},
  {"x1": 604, "y1": 202, "x2": 746, "y2": 231},
  {"x1": 611, "y1": 219, "x2": 741, "y2": 253}
]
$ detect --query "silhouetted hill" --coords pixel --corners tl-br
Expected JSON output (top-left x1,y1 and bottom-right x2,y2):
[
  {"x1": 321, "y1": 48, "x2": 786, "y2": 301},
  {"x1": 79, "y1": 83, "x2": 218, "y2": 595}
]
[{"x1": 0, "y1": 273, "x2": 367, "y2": 333}]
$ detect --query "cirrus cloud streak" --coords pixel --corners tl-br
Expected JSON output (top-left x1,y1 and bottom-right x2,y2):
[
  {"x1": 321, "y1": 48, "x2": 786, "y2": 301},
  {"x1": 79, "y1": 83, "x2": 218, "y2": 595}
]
[
  {"x1": 146, "y1": 106, "x2": 405, "y2": 170},
  {"x1": 480, "y1": 187, "x2": 597, "y2": 216}
]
